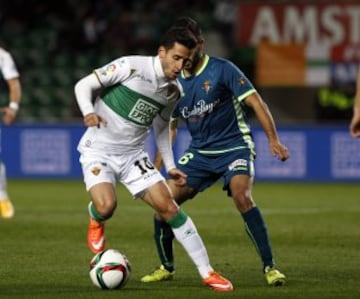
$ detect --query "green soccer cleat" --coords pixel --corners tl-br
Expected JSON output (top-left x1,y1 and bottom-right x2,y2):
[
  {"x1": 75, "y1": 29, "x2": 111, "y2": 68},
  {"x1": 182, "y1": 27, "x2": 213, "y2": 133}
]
[
  {"x1": 264, "y1": 266, "x2": 286, "y2": 286},
  {"x1": 0, "y1": 199, "x2": 15, "y2": 219},
  {"x1": 141, "y1": 265, "x2": 175, "y2": 283}
]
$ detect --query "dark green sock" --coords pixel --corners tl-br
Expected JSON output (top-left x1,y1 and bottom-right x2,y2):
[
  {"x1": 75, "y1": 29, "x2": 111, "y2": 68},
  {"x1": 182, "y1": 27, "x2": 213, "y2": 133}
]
[
  {"x1": 88, "y1": 202, "x2": 109, "y2": 222},
  {"x1": 154, "y1": 216, "x2": 175, "y2": 272},
  {"x1": 242, "y1": 206, "x2": 275, "y2": 270}
]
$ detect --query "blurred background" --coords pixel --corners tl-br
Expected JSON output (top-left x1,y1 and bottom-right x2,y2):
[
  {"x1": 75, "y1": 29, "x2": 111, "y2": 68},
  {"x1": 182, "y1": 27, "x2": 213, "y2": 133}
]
[{"x1": 0, "y1": 0, "x2": 359, "y2": 181}]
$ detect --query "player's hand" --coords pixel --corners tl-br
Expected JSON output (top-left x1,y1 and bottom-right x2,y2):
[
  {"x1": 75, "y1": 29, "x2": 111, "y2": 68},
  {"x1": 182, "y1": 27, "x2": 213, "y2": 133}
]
[
  {"x1": 269, "y1": 141, "x2": 290, "y2": 162},
  {"x1": 1, "y1": 106, "x2": 17, "y2": 125},
  {"x1": 168, "y1": 168, "x2": 187, "y2": 187},
  {"x1": 83, "y1": 113, "x2": 107, "y2": 128},
  {"x1": 349, "y1": 115, "x2": 360, "y2": 138}
]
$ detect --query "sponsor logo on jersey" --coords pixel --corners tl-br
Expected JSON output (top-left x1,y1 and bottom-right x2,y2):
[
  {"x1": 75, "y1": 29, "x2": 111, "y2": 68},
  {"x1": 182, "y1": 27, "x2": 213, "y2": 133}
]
[
  {"x1": 143, "y1": 171, "x2": 158, "y2": 180},
  {"x1": 180, "y1": 98, "x2": 221, "y2": 119},
  {"x1": 228, "y1": 159, "x2": 248, "y2": 171},
  {"x1": 129, "y1": 99, "x2": 159, "y2": 125},
  {"x1": 133, "y1": 73, "x2": 152, "y2": 84}
]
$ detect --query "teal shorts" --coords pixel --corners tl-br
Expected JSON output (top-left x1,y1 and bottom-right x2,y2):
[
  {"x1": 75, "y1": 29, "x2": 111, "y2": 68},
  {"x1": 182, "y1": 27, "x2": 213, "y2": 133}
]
[{"x1": 176, "y1": 148, "x2": 255, "y2": 196}]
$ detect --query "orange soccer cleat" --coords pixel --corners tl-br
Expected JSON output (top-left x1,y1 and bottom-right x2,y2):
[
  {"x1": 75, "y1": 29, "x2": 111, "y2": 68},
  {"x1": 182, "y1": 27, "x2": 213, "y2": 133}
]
[
  {"x1": 87, "y1": 218, "x2": 106, "y2": 253},
  {"x1": 203, "y1": 271, "x2": 234, "y2": 292}
]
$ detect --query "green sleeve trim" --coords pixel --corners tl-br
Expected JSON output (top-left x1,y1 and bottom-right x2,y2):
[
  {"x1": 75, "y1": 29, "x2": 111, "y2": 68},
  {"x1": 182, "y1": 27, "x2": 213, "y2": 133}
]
[{"x1": 237, "y1": 89, "x2": 256, "y2": 102}]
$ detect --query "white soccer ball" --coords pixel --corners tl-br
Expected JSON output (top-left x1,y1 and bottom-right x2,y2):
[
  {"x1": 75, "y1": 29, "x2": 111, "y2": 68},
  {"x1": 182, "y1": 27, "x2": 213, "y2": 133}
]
[{"x1": 89, "y1": 249, "x2": 131, "y2": 290}]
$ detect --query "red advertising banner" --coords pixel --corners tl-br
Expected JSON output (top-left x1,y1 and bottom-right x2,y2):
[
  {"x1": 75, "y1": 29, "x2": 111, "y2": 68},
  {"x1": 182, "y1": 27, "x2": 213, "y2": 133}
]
[
  {"x1": 236, "y1": 2, "x2": 360, "y2": 49},
  {"x1": 331, "y1": 44, "x2": 360, "y2": 62},
  {"x1": 237, "y1": 2, "x2": 360, "y2": 85}
]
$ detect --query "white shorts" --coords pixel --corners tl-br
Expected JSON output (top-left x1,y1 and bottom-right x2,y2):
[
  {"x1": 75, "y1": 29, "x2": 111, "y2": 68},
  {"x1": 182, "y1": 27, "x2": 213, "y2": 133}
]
[{"x1": 79, "y1": 149, "x2": 165, "y2": 197}]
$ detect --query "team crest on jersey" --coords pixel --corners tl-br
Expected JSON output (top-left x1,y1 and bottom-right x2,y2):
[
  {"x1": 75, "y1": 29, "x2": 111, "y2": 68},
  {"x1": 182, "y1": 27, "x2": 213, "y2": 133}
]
[
  {"x1": 238, "y1": 77, "x2": 246, "y2": 85},
  {"x1": 91, "y1": 167, "x2": 101, "y2": 176},
  {"x1": 202, "y1": 80, "x2": 211, "y2": 94}
]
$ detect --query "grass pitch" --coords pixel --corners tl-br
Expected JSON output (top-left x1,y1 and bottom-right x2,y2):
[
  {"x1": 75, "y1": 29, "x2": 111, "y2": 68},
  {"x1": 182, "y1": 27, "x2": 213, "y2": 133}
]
[{"x1": 0, "y1": 180, "x2": 359, "y2": 299}]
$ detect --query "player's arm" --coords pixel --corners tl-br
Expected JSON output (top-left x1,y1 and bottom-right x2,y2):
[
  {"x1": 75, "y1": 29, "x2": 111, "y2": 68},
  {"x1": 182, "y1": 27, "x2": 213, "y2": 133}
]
[
  {"x1": 74, "y1": 73, "x2": 106, "y2": 128},
  {"x1": 350, "y1": 69, "x2": 360, "y2": 138},
  {"x1": 154, "y1": 118, "x2": 178, "y2": 170},
  {"x1": 244, "y1": 92, "x2": 289, "y2": 161},
  {"x1": 2, "y1": 77, "x2": 21, "y2": 125},
  {"x1": 153, "y1": 115, "x2": 186, "y2": 186}
]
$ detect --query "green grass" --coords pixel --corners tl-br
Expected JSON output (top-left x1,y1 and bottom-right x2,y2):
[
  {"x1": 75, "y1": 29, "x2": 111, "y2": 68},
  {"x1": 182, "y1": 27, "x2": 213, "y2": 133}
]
[{"x1": 0, "y1": 180, "x2": 359, "y2": 299}]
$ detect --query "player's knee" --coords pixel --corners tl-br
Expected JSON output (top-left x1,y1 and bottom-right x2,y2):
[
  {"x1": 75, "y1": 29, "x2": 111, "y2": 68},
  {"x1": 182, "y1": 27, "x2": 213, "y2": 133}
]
[
  {"x1": 174, "y1": 185, "x2": 196, "y2": 205},
  {"x1": 232, "y1": 189, "x2": 254, "y2": 212},
  {"x1": 156, "y1": 201, "x2": 179, "y2": 221},
  {"x1": 95, "y1": 200, "x2": 117, "y2": 219}
]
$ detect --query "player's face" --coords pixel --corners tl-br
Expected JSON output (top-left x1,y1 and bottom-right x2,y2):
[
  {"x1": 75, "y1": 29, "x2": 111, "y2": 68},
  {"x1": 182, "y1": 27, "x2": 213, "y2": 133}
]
[
  {"x1": 184, "y1": 40, "x2": 204, "y2": 73},
  {"x1": 159, "y1": 42, "x2": 192, "y2": 80}
]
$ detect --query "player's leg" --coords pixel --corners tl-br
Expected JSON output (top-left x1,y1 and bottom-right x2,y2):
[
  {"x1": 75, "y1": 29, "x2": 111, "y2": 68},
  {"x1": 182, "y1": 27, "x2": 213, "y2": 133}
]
[
  {"x1": 80, "y1": 152, "x2": 117, "y2": 253},
  {"x1": 141, "y1": 181, "x2": 196, "y2": 282},
  {"x1": 142, "y1": 150, "x2": 216, "y2": 283},
  {"x1": 87, "y1": 182, "x2": 117, "y2": 253},
  {"x1": 142, "y1": 180, "x2": 233, "y2": 291},
  {"x1": 221, "y1": 149, "x2": 285, "y2": 286},
  {"x1": 0, "y1": 160, "x2": 14, "y2": 218},
  {"x1": 229, "y1": 174, "x2": 286, "y2": 286}
]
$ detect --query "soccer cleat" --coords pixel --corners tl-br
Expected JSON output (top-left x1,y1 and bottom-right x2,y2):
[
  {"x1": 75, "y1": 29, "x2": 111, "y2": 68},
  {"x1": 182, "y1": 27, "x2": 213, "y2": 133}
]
[
  {"x1": 0, "y1": 199, "x2": 15, "y2": 218},
  {"x1": 87, "y1": 218, "x2": 106, "y2": 253},
  {"x1": 140, "y1": 265, "x2": 174, "y2": 283},
  {"x1": 264, "y1": 266, "x2": 286, "y2": 286},
  {"x1": 203, "y1": 271, "x2": 233, "y2": 292}
]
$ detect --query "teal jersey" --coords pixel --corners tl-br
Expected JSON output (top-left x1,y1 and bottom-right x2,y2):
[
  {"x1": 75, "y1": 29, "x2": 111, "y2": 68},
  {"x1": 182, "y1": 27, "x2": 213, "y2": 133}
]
[{"x1": 175, "y1": 55, "x2": 256, "y2": 154}]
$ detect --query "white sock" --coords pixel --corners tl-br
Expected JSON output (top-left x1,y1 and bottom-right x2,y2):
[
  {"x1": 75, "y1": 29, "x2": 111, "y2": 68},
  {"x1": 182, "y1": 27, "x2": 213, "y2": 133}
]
[
  {"x1": 171, "y1": 216, "x2": 213, "y2": 278},
  {"x1": 0, "y1": 162, "x2": 9, "y2": 200}
]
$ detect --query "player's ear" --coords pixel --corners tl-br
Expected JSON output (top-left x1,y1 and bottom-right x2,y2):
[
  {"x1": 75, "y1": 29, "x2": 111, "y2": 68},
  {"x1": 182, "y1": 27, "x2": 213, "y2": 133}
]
[
  {"x1": 198, "y1": 38, "x2": 205, "y2": 50},
  {"x1": 158, "y1": 46, "x2": 166, "y2": 58}
]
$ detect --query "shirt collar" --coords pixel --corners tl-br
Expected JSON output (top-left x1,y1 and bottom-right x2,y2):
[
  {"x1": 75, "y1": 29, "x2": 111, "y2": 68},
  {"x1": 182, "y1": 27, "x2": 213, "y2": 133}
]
[
  {"x1": 180, "y1": 54, "x2": 209, "y2": 79},
  {"x1": 154, "y1": 55, "x2": 172, "y2": 88},
  {"x1": 154, "y1": 56, "x2": 164, "y2": 78}
]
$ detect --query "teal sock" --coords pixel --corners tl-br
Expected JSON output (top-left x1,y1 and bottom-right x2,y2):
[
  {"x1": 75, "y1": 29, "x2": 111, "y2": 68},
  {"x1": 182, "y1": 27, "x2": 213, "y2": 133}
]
[
  {"x1": 242, "y1": 206, "x2": 275, "y2": 270},
  {"x1": 154, "y1": 217, "x2": 175, "y2": 272}
]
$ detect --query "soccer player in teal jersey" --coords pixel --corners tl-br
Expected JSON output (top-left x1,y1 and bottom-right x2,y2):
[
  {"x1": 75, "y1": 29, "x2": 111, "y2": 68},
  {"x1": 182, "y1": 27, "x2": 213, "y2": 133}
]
[{"x1": 141, "y1": 17, "x2": 289, "y2": 287}]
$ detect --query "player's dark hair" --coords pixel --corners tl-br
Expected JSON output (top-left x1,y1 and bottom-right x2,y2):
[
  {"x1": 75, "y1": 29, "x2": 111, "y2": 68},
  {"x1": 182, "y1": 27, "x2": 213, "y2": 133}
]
[
  {"x1": 174, "y1": 16, "x2": 202, "y2": 40},
  {"x1": 159, "y1": 26, "x2": 197, "y2": 50}
]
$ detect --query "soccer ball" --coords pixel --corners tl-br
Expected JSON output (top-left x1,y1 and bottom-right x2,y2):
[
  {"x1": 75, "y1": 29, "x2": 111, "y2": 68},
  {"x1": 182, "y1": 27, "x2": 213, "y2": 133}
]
[{"x1": 89, "y1": 249, "x2": 131, "y2": 290}]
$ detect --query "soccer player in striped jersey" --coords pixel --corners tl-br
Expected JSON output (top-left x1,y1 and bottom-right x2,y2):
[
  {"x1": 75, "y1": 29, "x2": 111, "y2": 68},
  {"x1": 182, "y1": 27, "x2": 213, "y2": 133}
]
[
  {"x1": 141, "y1": 17, "x2": 289, "y2": 287},
  {"x1": 75, "y1": 26, "x2": 233, "y2": 292}
]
